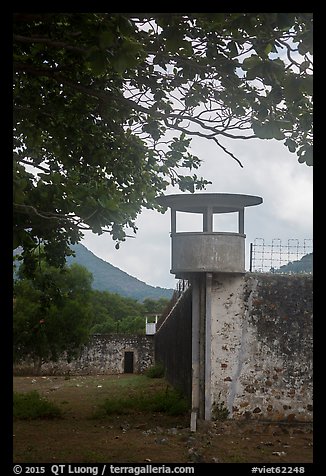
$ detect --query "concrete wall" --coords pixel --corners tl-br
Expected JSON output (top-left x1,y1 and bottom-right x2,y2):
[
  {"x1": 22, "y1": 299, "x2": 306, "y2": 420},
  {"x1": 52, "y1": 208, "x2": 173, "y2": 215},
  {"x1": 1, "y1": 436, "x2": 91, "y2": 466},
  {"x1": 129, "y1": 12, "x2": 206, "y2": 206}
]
[
  {"x1": 14, "y1": 334, "x2": 154, "y2": 375},
  {"x1": 210, "y1": 273, "x2": 313, "y2": 421},
  {"x1": 153, "y1": 273, "x2": 312, "y2": 422}
]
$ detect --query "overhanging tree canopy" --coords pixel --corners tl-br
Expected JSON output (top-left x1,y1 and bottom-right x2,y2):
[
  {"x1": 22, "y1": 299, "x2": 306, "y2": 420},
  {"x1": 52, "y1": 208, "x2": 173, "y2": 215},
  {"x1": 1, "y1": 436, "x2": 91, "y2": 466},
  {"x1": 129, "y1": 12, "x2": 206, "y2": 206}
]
[{"x1": 13, "y1": 13, "x2": 313, "y2": 269}]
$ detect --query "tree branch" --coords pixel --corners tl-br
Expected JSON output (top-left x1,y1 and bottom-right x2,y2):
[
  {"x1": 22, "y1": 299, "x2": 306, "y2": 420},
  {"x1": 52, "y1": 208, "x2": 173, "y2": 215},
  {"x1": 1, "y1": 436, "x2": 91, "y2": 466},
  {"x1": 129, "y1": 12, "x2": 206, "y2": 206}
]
[
  {"x1": 13, "y1": 35, "x2": 86, "y2": 54},
  {"x1": 14, "y1": 62, "x2": 64, "y2": 75},
  {"x1": 163, "y1": 120, "x2": 244, "y2": 167},
  {"x1": 14, "y1": 203, "x2": 71, "y2": 221},
  {"x1": 168, "y1": 112, "x2": 255, "y2": 140}
]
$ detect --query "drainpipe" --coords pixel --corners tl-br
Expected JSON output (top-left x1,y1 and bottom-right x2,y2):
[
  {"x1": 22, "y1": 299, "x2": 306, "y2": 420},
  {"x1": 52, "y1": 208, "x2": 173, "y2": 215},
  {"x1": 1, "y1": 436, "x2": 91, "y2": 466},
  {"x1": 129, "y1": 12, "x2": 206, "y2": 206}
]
[
  {"x1": 191, "y1": 275, "x2": 200, "y2": 431},
  {"x1": 205, "y1": 272, "x2": 212, "y2": 420}
]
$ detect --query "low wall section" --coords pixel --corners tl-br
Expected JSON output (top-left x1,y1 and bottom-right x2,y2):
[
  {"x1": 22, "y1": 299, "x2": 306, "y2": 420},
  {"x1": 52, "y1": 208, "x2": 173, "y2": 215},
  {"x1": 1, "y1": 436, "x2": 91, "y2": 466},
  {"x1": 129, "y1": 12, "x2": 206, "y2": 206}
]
[{"x1": 14, "y1": 334, "x2": 154, "y2": 375}]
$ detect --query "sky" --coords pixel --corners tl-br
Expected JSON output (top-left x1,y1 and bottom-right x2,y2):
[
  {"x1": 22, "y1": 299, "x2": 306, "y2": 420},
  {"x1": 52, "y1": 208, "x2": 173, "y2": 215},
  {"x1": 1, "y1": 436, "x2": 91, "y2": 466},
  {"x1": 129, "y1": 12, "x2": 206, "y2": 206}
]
[{"x1": 81, "y1": 135, "x2": 313, "y2": 290}]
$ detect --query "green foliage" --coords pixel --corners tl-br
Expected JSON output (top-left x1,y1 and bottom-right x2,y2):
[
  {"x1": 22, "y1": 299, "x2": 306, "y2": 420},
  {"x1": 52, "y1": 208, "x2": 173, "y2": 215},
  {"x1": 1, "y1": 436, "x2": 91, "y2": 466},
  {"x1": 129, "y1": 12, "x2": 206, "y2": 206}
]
[
  {"x1": 13, "y1": 260, "x2": 94, "y2": 371},
  {"x1": 91, "y1": 289, "x2": 143, "y2": 321},
  {"x1": 13, "y1": 13, "x2": 313, "y2": 272},
  {"x1": 118, "y1": 315, "x2": 146, "y2": 334},
  {"x1": 89, "y1": 317, "x2": 117, "y2": 334},
  {"x1": 89, "y1": 291, "x2": 169, "y2": 335},
  {"x1": 14, "y1": 246, "x2": 172, "y2": 344},
  {"x1": 142, "y1": 297, "x2": 170, "y2": 313},
  {"x1": 145, "y1": 362, "x2": 165, "y2": 378},
  {"x1": 85, "y1": 281, "x2": 170, "y2": 335},
  {"x1": 97, "y1": 386, "x2": 188, "y2": 417},
  {"x1": 149, "y1": 388, "x2": 189, "y2": 416},
  {"x1": 13, "y1": 391, "x2": 62, "y2": 420},
  {"x1": 89, "y1": 289, "x2": 145, "y2": 335}
]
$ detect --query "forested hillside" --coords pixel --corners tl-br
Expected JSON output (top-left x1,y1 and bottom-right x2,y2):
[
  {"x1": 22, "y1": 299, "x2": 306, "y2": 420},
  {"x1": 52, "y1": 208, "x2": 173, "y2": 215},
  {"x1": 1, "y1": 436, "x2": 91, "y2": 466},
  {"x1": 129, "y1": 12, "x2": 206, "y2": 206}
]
[
  {"x1": 274, "y1": 253, "x2": 313, "y2": 274},
  {"x1": 66, "y1": 244, "x2": 173, "y2": 301}
]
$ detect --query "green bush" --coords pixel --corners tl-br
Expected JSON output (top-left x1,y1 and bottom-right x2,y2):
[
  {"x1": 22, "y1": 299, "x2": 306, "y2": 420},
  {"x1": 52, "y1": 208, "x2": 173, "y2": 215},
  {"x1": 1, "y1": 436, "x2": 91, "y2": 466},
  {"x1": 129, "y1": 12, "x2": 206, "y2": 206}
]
[
  {"x1": 145, "y1": 362, "x2": 165, "y2": 378},
  {"x1": 13, "y1": 391, "x2": 62, "y2": 420}
]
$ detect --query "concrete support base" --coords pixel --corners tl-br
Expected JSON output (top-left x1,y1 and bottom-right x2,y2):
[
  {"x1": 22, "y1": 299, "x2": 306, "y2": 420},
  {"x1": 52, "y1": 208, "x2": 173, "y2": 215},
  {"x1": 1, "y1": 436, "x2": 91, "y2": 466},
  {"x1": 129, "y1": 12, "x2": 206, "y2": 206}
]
[{"x1": 190, "y1": 411, "x2": 197, "y2": 432}]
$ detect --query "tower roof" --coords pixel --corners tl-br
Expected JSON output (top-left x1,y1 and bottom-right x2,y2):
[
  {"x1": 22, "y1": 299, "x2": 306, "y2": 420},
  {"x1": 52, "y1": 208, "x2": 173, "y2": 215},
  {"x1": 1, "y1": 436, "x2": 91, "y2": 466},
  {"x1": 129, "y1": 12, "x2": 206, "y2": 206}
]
[{"x1": 156, "y1": 193, "x2": 263, "y2": 214}]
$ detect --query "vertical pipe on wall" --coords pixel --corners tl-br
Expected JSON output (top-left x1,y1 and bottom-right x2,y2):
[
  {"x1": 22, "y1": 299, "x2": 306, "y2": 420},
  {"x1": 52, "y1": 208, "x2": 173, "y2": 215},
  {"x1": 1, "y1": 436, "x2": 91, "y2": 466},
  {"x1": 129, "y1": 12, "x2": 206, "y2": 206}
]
[
  {"x1": 199, "y1": 275, "x2": 206, "y2": 419},
  {"x1": 205, "y1": 272, "x2": 212, "y2": 420},
  {"x1": 191, "y1": 275, "x2": 200, "y2": 431}
]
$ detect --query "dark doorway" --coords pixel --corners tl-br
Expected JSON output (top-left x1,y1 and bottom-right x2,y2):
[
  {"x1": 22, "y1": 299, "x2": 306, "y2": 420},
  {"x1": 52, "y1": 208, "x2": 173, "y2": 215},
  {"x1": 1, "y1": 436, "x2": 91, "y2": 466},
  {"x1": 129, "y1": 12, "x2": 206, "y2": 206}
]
[{"x1": 124, "y1": 351, "x2": 134, "y2": 373}]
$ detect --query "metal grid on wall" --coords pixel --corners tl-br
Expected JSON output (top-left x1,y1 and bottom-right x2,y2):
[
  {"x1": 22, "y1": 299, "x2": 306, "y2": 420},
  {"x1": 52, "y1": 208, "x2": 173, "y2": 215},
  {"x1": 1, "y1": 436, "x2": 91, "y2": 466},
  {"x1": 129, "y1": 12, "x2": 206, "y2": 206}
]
[{"x1": 249, "y1": 238, "x2": 313, "y2": 274}]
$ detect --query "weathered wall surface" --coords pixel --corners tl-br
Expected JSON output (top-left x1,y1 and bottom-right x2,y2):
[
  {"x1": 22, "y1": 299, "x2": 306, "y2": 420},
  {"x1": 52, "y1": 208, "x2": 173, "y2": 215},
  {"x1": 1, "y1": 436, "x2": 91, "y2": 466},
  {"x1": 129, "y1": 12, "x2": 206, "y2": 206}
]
[
  {"x1": 14, "y1": 334, "x2": 154, "y2": 375},
  {"x1": 211, "y1": 273, "x2": 313, "y2": 422}
]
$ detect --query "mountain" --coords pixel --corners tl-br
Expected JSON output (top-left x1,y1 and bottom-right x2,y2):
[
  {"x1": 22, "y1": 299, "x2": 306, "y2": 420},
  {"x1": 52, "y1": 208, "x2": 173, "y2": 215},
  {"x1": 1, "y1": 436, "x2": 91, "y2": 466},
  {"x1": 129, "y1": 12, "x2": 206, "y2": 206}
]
[
  {"x1": 66, "y1": 244, "x2": 174, "y2": 302},
  {"x1": 274, "y1": 252, "x2": 313, "y2": 274}
]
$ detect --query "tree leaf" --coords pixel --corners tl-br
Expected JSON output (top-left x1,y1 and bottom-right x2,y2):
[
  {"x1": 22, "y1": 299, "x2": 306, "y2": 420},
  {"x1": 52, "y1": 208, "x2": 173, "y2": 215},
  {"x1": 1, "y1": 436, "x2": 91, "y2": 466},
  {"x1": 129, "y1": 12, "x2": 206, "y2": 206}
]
[
  {"x1": 87, "y1": 49, "x2": 108, "y2": 76},
  {"x1": 264, "y1": 43, "x2": 273, "y2": 55},
  {"x1": 285, "y1": 138, "x2": 297, "y2": 153},
  {"x1": 242, "y1": 55, "x2": 262, "y2": 70},
  {"x1": 99, "y1": 29, "x2": 115, "y2": 49}
]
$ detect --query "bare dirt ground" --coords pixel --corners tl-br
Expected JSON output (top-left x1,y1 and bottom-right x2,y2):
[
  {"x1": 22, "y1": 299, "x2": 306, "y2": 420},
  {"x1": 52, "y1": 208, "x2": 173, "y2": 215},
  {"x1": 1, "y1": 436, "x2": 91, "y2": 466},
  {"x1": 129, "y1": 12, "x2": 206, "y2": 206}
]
[{"x1": 13, "y1": 375, "x2": 313, "y2": 464}]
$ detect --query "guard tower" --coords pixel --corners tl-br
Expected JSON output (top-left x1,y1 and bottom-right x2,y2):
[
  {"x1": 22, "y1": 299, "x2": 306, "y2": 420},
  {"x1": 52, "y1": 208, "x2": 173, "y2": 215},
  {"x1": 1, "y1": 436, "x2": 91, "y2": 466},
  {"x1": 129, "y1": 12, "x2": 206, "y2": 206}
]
[
  {"x1": 157, "y1": 193, "x2": 262, "y2": 277},
  {"x1": 156, "y1": 193, "x2": 263, "y2": 430}
]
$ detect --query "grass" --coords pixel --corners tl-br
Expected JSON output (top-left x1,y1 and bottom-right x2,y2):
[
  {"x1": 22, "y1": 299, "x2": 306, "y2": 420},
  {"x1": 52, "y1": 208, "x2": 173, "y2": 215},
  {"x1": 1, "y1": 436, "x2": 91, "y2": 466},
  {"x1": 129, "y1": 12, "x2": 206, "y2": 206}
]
[
  {"x1": 95, "y1": 385, "x2": 189, "y2": 417},
  {"x1": 13, "y1": 375, "x2": 313, "y2": 464},
  {"x1": 13, "y1": 391, "x2": 62, "y2": 420}
]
